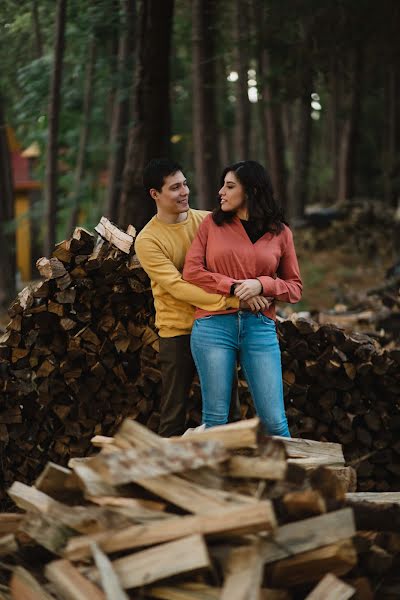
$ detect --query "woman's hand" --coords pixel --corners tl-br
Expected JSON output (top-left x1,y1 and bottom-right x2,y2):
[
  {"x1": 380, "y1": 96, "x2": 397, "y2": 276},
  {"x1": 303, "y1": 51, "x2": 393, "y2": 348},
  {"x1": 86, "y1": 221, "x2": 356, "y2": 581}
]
[
  {"x1": 240, "y1": 296, "x2": 272, "y2": 312},
  {"x1": 234, "y1": 279, "x2": 263, "y2": 301}
]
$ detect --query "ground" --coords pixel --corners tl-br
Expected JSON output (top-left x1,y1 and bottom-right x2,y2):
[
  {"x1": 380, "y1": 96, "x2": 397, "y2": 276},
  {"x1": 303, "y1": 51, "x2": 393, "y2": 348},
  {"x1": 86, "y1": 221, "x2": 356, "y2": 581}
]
[{"x1": 296, "y1": 246, "x2": 392, "y2": 313}]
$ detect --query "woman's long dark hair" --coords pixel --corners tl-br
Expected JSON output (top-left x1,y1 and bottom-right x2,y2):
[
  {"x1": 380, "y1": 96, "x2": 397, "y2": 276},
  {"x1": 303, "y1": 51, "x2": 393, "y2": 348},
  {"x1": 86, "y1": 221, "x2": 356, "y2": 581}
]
[{"x1": 212, "y1": 160, "x2": 286, "y2": 235}]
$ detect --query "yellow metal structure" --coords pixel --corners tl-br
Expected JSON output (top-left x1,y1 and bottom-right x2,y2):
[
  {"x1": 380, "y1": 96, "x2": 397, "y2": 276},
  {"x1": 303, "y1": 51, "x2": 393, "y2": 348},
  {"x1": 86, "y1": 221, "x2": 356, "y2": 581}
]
[
  {"x1": 15, "y1": 194, "x2": 31, "y2": 282},
  {"x1": 6, "y1": 127, "x2": 41, "y2": 283}
]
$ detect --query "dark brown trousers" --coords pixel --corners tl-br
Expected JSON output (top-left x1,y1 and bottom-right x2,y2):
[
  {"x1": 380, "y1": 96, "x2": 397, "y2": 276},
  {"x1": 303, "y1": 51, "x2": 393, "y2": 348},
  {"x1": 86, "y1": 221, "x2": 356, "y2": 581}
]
[{"x1": 158, "y1": 334, "x2": 241, "y2": 437}]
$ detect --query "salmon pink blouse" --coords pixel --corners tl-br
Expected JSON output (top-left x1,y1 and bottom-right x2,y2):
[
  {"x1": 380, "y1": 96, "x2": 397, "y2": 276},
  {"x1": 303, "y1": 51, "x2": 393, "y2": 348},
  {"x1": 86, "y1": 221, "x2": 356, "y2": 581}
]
[{"x1": 183, "y1": 213, "x2": 302, "y2": 321}]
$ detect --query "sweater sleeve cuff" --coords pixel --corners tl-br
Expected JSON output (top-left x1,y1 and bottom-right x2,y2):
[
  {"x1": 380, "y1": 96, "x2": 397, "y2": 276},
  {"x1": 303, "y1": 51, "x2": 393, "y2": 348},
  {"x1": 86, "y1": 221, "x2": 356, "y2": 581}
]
[
  {"x1": 258, "y1": 276, "x2": 277, "y2": 296},
  {"x1": 226, "y1": 295, "x2": 240, "y2": 309},
  {"x1": 216, "y1": 277, "x2": 236, "y2": 295}
]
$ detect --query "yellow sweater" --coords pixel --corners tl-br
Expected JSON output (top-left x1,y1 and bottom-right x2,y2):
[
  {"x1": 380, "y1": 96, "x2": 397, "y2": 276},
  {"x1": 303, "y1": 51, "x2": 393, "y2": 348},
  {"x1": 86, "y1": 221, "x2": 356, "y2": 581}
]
[{"x1": 134, "y1": 209, "x2": 239, "y2": 337}]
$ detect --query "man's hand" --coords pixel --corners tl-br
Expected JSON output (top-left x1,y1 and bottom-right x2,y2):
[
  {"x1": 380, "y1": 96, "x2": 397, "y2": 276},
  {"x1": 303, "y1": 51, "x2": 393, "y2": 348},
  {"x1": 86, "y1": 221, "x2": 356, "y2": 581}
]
[
  {"x1": 240, "y1": 296, "x2": 271, "y2": 312},
  {"x1": 234, "y1": 279, "x2": 263, "y2": 301}
]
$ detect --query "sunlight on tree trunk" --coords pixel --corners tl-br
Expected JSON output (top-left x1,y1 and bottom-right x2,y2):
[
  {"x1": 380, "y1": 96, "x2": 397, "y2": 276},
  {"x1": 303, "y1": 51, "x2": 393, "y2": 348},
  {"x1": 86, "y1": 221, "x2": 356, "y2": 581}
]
[{"x1": 44, "y1": 0, "x2": 67, "y2": 256}]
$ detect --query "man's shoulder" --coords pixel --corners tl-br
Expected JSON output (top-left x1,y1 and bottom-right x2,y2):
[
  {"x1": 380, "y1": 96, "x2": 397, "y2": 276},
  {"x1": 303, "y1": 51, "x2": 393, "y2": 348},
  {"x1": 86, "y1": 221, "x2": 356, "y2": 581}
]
[
  {"x1": 190, "y1": 209, "x2": 210, "y2": 222},
  {"x1": 135, "y1": 216, "x2": 160, "y2": 244}
]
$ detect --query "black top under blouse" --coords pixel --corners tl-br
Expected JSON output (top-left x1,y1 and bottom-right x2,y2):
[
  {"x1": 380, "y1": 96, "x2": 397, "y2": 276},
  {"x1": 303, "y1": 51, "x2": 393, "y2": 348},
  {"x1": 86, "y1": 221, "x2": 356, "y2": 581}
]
[{"x1": 240, "y1": 219, "x2": 264, "y2": 244}]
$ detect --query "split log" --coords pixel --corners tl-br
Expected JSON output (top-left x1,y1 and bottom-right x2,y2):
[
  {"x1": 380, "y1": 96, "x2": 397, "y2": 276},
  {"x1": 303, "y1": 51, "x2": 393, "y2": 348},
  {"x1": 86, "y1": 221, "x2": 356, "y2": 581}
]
[
  {"x1": 94, "y1": 217, "x2": 134, "y2": 254},
  {"x1": 304, "y1": 573, "x2": 355, "y2": 600},
  {"x1": 64, "y1": 501, "x2": 276, "y2": 560},
  {"x1": 85, "y1": 534, "x2": 210, "y2": 590},
  {"x1": 281, "y1": 490, "x2": 327, "y2": 520},
  {"x1": 227, "y1": 455, "x2": 287, "y2": 481},
  {"x1": 45, "y1": 559, "x2": 106, "y2": 600},
  {"x1": 91, "y1": 543, "x2": 129, "y2": 600},
  {"x1": 266, "y1": 540, "x2": 357, "y2": 587},
  {"x1": 0, "y1": 514, "x2": 23, "y2": 535},
  {"x1": 87, "y1": 440, "x2": 229, "y2": 485},
  {"x1": 172, "y1": 418, "x2": 261, "y2": 450},
  {"x1": 36, "y1": 257, "x2": 67, "y2": 280},
  {"x1": 261, "y1": 508, "x2": 356, "y2": 564},
  {"x1": 10, "y1": 566, "x2": 55, "y2": 600},
  {"x1": 275, "y1": 437, "x2": 345, "y2": 467},
  {"x1": 148, "y1": 584, "x2": 221, "y2": 599},
  {"x1": 0, "y1": 533, "x2": 17, "y2": 556},
  {"x1": 113, "y1": 470, "x2": 255, "y2": 515},
  {"x1": 220, "y1": 543, "x2": 264, "y2": 600},
  {"x1": 346, "y1": 492, "x2": 400, "y2": 504}
]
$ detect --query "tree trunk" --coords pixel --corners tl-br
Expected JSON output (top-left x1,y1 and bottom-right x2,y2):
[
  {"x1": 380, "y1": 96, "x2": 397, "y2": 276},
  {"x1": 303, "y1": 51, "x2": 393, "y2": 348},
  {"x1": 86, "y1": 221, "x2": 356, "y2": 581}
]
[
  {"x1": 337, "y1": 46, "x2": 363, "y2": 203},
  {"x1": 257, "y1": 52, "x2": 288, "y2": 212},
  {"x1": 0, "y1": 95, "x2": 16, "y2": 308},
  {"x1": 31, "y1": 0, "x2": 43, "y2": 58},
  {"x1": 383, "y1": 64, "x2": 400, "y2": 208},
  {"x1": 192, "y1": 0, "x2": 219, "y2": 210},
  {"x1": 290, "y1": 73, "x2": 313, "y2": 222},
  {"x1": 65, "y1": 34, "x2": 96, "y2": 236},
  {"x1": 119, "y1": 0, "x2": 174, "y2": 229},
  {"x1": 44, "y1": 0, "x2": 67, "y2": 256},
  {"x1": 254, "y1": 1, "x2": 287, "y2": 212},
  {"x1": 105, "y1": 0, "x2": 136, "y2": 223},
  {"x1": 216, "y1": 52, "x2": 231, "y2": 168},
  {"x1": 328, "y1": 56, "x2": 340, "y2": 203},
  {"x1": 234, "y1": 0, "x2": 250, "y2": 160}
]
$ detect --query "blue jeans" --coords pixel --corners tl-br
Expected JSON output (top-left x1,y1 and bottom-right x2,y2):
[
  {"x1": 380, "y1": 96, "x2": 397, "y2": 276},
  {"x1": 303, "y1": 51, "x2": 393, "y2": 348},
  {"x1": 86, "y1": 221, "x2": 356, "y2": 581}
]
[{"x1": 191, "y1": 311, "x2": 290, "y2": 437}]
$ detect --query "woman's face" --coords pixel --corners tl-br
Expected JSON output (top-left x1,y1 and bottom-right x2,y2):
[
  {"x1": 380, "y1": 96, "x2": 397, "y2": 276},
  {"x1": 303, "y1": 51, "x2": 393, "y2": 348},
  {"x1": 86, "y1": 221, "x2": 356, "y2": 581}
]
[{"x1": 219, "y1": 171, "x2": 246, "y2": 214}]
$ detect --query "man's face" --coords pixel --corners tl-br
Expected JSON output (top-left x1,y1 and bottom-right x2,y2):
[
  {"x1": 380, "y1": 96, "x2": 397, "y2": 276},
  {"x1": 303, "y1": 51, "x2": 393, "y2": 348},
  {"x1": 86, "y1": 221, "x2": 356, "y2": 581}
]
[{"x1": 151, "y1": 171, "x2": 189, "y2": 216}]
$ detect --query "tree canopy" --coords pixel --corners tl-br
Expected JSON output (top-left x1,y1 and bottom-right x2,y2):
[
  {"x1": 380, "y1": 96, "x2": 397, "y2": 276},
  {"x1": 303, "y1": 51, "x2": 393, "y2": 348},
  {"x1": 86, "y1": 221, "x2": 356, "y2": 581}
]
[{"x1": 0, "y1": 0, "x2": 399, "y2": 250}]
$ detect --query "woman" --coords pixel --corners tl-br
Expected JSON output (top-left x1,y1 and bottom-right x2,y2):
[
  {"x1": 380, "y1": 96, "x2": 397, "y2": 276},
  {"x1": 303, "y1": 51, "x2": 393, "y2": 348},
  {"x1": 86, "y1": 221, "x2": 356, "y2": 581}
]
[{"x1": 183, "y1": 160, "x2": 302, "y2": 436}]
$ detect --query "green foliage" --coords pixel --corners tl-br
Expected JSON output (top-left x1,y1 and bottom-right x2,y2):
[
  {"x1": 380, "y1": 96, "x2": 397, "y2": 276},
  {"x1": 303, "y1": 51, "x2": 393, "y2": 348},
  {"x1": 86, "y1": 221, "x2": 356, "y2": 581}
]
[{"x1": 1, "y1": 0, "x2": 400, "y2": 243}]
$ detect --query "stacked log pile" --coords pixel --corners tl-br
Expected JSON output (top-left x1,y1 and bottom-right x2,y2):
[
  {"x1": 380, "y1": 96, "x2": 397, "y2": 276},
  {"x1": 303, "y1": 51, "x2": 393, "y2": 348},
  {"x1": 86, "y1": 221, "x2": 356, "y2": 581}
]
[
  {"x1": 0, "y1": 220, "x2": 160, "y2": 502},
  {"x1": 280, "y1": 315, "x2": 400, "y2": 493},
  {"x1": 0, "y1": 217, "x2": 399, "y2": 500},
  {"x1": 316, "y1": 274, "x2": 400, "y2": 347},
  {"x1": 297, "y1": 201, "x2": 394, "y2": 261},
  {"x1": 1, "y1": 417, "x2": 400, "y2": 599}
]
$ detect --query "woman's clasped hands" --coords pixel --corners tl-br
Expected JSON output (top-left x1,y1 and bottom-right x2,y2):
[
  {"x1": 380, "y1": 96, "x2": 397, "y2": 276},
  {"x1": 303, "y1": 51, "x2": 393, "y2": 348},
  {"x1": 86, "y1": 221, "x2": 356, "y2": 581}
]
[{"x1": 234, "y1": 279, "x2": 273, "y2": 312}]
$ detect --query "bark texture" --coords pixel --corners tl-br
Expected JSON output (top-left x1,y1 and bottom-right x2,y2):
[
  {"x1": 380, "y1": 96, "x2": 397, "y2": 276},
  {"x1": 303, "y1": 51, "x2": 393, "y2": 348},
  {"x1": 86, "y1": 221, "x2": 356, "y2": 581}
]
[{"x1": 119, "y1": 0, "x2": 174, "y2": 230}]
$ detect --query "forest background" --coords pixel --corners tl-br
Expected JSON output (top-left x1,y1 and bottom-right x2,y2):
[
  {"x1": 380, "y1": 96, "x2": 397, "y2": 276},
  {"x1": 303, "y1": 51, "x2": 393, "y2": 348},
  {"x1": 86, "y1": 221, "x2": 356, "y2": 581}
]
[{"x1": 0, "y1": 0, "x2": 400, "y2": 311}]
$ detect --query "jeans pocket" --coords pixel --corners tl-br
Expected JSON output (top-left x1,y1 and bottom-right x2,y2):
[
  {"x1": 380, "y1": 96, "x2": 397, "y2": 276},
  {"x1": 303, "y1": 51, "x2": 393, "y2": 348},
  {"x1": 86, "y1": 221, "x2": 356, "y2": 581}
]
[
  {"x1": 259, "y1": 314, "x2": 275, "y2": 326},
  {"x1": 195, "y1": 315, "x2": 214, "y2": 322}
]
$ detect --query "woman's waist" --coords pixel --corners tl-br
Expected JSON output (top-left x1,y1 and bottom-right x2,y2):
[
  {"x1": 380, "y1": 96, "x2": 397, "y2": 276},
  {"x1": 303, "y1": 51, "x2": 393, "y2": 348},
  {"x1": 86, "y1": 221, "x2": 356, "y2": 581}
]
[{"x1": 194, "y1": 305, "x2": 276, "y2": 321}]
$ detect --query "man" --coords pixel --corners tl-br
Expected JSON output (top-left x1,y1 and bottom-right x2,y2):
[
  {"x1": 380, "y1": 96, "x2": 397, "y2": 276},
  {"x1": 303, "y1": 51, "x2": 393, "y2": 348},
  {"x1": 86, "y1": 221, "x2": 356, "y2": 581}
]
[{"x1": 135, "y1": 158, "x2": 253, "y2": 436}]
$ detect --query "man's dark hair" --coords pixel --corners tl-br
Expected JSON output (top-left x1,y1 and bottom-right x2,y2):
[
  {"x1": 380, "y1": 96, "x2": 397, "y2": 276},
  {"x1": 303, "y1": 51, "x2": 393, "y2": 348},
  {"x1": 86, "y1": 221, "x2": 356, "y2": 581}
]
[
  {"x1": 143, "y1": 158, "x2": 183, "y2": 200},
  {"x1": 213, "y1": 160, "x2": 286, "y2": 235}
]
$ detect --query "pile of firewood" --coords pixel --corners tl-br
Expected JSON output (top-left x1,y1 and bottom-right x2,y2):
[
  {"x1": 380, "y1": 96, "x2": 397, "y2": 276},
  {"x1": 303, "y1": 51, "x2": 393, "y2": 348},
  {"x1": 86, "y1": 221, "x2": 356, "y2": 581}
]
[
  {"x1": 0, "y1": 217, "x2": 400, "y2": 500},
  {"x1": 297, "y1": 201, "x2": 395, "y2": 261},
  {"x1": 0, "y1": 219, "x2": 159, "y2": 502},
  {"x1": 314, "y1": 274, "x2": 400, "y2": 347},
  {"x1": 1, "y1": 417, "x2": 400, "y2": 599},
  {"x1": 279, "y1": 315, "x2": 400, "y2": 492}
]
